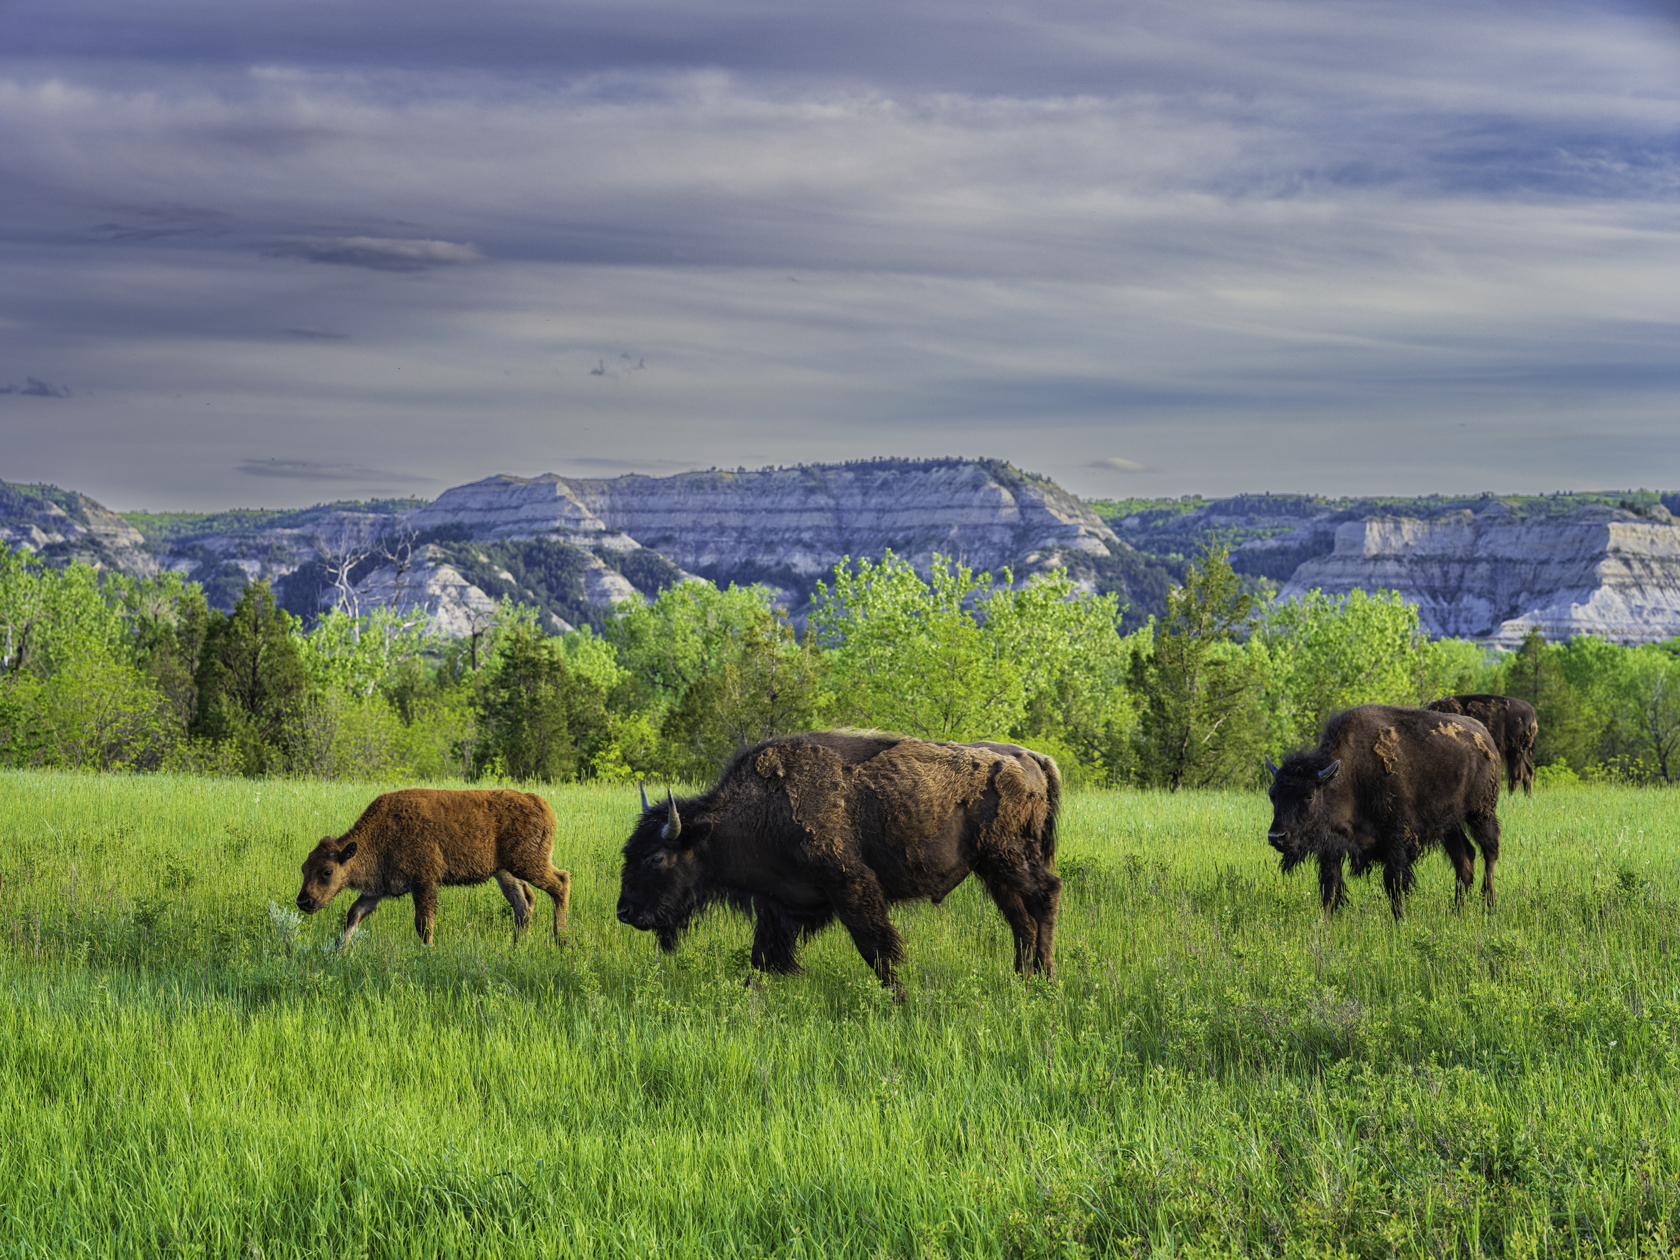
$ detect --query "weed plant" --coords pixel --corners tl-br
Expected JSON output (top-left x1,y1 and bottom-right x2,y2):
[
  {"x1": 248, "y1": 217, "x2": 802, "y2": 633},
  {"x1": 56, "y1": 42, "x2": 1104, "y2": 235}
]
[{"x1": 0, "y1": 773, "x2": 1677, "y2": 1257}]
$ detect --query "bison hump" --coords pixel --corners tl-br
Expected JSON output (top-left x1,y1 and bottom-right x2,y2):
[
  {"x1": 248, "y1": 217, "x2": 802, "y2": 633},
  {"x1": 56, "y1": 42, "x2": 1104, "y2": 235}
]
[{"x1": 756, "y1": 740, "x2": 855, "y2": 857}]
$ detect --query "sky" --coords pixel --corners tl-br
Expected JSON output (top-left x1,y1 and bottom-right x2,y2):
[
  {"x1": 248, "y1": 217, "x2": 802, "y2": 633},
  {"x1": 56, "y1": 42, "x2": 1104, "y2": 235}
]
[{"x1": 1, "y1": 0, "x2": 1677, "y2": 511}]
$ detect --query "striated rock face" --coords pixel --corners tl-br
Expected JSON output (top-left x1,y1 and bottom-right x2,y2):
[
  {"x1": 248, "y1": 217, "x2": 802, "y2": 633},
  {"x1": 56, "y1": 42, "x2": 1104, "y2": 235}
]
[
  {"x1": 1281, "y1": 504, "x2": 1680, "y2": 645},
  {"x1": 0, "y1": 483, "x2": 150, "y2": 571},
  {"x1": 352, "y1": 548, "x2": 503, "y2": 638},
  {"x1": 410, "y1": 460, "x2": 1122, "y2": 603}
]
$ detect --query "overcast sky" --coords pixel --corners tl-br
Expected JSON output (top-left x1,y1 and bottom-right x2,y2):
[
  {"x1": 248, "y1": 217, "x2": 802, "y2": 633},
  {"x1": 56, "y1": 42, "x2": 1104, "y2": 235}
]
[{"x1": 2, "y1": 0, "x2": 1677, "y2": 510}]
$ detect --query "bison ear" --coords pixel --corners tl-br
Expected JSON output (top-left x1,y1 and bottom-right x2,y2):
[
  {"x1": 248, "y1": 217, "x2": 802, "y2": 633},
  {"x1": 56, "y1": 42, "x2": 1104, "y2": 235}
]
[
  {"x1": 1317, "y1": 761, "x2": 1341, "y2": 785},
  {"x1": 339, "y1": 841, "x2": 358, "y2": 861},
  {"x1": 682, "y1": 818, "x2": 714, "y2": 847}
]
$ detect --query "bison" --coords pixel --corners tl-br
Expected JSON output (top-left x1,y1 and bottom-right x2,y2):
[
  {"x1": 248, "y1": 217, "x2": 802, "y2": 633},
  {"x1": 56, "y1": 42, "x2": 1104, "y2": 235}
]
[
  {"x1": 1264, "y1": 704, "x2": 1501, "y2": 917},
  {"x1": 1424, "y1": 693, "x2": 1539, "y2": 795},
  {"x1": 615, "y1": 731, "x2": 1062, "y2": 992},
  {"x1": 295, "y1": 788, "x2": 570, "y2": 946}
]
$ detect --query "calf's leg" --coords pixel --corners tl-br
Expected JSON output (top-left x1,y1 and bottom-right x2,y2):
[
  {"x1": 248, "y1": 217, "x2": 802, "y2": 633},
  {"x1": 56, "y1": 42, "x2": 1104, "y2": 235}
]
[
  {"x1": 520, "y1": 865, "x2": 570, "y2": 941},
  {"x1": 493, "y1": 871, "x2": 534, "y2": 940},
  {"x1": 341, "y1": 893, "x2": 381, "y2": 945}
]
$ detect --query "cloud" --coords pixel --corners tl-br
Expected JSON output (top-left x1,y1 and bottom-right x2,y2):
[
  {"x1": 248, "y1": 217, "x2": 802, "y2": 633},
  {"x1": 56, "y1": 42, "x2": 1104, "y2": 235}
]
[
  {"x1": 284, "y1": 327, "x2": 349, "y2": 340},
  {"x1": 265, "y1": 237, "x2": 486, "y2": 271},
  {"x1": 1, "y1": 378, "x2": 71, "y2": 398},
  {"x1": 1089, "y1": 457, "x2": 1148, "y2": 474},
  {"x1": 238, "y1": 458, "x2": 412, "y2": 483}
]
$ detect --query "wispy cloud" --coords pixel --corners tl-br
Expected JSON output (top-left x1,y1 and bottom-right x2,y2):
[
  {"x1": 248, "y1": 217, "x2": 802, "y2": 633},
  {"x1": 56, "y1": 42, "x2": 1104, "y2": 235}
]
[
  {"x1": 238, "y1": 458, "x2": 411, "y2": 483},
  {"x1": 1089, "y1": 457, "x2": 1148, "y2": 474},
  {"x1": 265, "y1": 237, "x2": 485, "y2": 271}
]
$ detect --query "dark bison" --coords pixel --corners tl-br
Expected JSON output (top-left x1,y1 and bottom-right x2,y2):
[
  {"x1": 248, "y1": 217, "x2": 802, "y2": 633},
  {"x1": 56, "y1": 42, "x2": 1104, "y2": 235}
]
[
  {"x1": 1424, "y1": 693, "x2": 1539, "y2": 795},
  {"x1": 295, "y1": 788, "x2": 570, "y2": 946},
  {"x1": 615, "y1": 731, "x2": 1062, "y2": 991},
  {"x1": 1264, "y1": 704, "x2": 1501, "y2": 917}
]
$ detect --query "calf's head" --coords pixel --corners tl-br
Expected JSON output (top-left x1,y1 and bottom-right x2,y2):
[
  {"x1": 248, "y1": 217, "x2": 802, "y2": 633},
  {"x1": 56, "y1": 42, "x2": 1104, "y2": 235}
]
[
  {"x1": 295, "y1": 839, "x2": 359, "y2": 914},
  {"x1": 616, "y1": 785, "x2": 711, "y2": 951},
  {"x1": 1264, "y1": 753, "x2": 1340, "y2": 870}
]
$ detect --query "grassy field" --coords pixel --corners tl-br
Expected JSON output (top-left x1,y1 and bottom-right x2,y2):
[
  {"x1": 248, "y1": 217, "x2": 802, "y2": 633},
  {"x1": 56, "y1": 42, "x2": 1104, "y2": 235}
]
[{"x1": 1, "y1": 773, "x2": 1677, "y2": 1258}]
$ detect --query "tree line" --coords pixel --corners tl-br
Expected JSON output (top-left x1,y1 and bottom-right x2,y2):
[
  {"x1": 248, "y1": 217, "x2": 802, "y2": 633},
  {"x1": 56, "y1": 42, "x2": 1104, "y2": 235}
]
[{"x1": 1, "y1": 543, "x2": 1677, "y2": 787}]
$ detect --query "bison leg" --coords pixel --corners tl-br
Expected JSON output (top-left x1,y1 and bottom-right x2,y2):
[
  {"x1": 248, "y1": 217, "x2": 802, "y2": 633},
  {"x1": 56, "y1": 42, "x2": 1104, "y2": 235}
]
[
  {"x1": 1316, "y1": 855, "x2": 1349, "y2": 915},
  {"x1": 1467, "y1": 811, "x2": 1500, "y2": 904},
  {"x1": 978, "y1": 864, "x2": 1062, "y2": 978},
  {"x1": 1441, "y1": 829, "x2": 1477, "y2": 909},
  {"x1": 342, "y1": 893, "x2": 381, "y2": 945},
  {"x1": 493, "y1": 871, "x2": 534, "y2": 940},
  {"x1": 1382, "y1": 858, "x2": 1418, "y2": 919},
  {"x1": 750, "y1": 902, "x2": 804, "y2": 975},
  {"x1": 827, "y1": 874, "x2": 907, "y2": 994},
  {"x1": 530, "y1": 867, "x2": 571, "y2": 942},
  {"x1": 413, "y1": 882, "x2": 440, "y2": 945}
]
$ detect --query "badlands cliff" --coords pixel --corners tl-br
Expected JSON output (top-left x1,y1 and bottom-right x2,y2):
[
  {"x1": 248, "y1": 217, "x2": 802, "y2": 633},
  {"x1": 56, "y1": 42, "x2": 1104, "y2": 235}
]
[
  {"x1": 407, "y1": 460, "x2": 1122, "y2": 599},
  {"x1": 1279, "y1": 502, "x2": 1680, "y2": 646}
]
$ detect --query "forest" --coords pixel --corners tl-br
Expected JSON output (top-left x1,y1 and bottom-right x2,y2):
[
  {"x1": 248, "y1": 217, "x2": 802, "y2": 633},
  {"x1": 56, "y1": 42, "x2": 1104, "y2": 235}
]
[{"x1": 1, "y1": 541, "x2": 1677, "y2": 789}]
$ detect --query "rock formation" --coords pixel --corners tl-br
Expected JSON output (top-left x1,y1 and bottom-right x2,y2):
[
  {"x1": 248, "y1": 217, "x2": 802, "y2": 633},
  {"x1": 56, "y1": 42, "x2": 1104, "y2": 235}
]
[
  {"x1": 1280, "y1": 502, "x2": 1680, "y2": 645},
  {"x1": 408, "y1": 459, "x2": 1124, "y2": 606}
]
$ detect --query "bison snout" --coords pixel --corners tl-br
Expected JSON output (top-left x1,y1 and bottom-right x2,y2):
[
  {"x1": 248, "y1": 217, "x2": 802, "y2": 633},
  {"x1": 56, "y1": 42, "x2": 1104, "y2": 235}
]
[
  {"x1": 1266, "y1": 830, "x2": 1290, "y2": 851},
  {"x1": 296, "y1": 894, "x2": 318, "y2": 914}
]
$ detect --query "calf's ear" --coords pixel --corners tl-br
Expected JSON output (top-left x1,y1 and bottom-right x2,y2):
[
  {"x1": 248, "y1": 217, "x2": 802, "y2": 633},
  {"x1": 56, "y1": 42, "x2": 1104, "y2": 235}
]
[
  {"x1": 1317, "y1": 761, "x2": 1341, "y2": 785},
  {"x1": 339, "y1": 841, "x2": 358, "y2": 861}
]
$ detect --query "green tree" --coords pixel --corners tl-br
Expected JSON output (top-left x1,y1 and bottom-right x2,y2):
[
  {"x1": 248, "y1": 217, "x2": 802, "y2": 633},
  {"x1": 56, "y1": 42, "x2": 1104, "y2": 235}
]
[
  {"x1": 661, "y1": 605, "x2": 829, "y2": 778},
  {"x1": 475, "y1": 627, "x2": 607, "y2": 782},
  {"x1": 1259, "y1": 588, "x2": 1436, "y2": 750},
  {"x1": 1502, "y1": 627, "x2": 1598, "y2": 772},
  {"x1": 192, "y1": 580, "x2": 309, "y2": 775},
  {"x1": 1132, "y1": 544, "x2": 1263, "y2": 791},
  {"x1": 34, "y1": 655, "x2": 181, "y2": 772},
  {"x1": 811, "y1": 551, "x2": 1024, "y2": 742}
]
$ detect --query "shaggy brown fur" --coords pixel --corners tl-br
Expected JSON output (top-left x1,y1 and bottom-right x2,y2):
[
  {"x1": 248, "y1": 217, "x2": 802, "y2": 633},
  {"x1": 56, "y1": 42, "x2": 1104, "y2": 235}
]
[
  {"x1": 616, "y1": 731, "x2": 1062, "y2": 992},
  {"x1": 1425, "y1": 694, "x2": 1540, "y2": 795},
  {"x1": 295, "y1": 788, "x2": 570, "y2": 946},
  {"x1": 1265, "y1": 704, "x2": 1502, "y2": 918}
]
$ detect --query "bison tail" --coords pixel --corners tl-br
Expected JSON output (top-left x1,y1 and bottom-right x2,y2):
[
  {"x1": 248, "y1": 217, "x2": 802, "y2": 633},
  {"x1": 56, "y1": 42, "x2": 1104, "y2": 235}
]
[{"x1": 1040, "y1": 752, "x2": 1063, "y2": 871}]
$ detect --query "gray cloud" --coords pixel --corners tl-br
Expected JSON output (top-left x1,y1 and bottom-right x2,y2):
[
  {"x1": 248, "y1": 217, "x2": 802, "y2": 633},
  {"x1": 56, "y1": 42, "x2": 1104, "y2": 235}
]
[
  {"x1": 239, "y1": 459, "x2": 412, "y2": 483},
  {"x1": 1, "y1": 378, "x2": 72, "y2": 398},
  {"x1": 264, "y1": 237, "x2": 486, "y2": 271},
  {"x1": 0, "y1": 1, "x2": 1674, "y2": 510}
]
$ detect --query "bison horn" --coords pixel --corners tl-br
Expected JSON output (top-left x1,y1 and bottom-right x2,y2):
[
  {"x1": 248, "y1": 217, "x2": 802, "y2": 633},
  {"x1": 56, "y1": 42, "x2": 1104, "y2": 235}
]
[
  {"x1": 662, "y1": 787, "x2": 682, "y2": 843},
  {"x1": 1264, "y1": 755, "x2": 1280, "y2": 778},
  {"x1": 639, "y1": 780, "x2": 650, "y2": 812},
  {"x1": 1318, "y1": 760, "x2": 1341, "y2": 784}
]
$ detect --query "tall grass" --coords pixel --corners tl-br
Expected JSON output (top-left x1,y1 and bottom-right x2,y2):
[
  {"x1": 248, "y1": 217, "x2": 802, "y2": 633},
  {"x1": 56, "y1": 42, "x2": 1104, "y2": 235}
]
[{"x1": 1, "y1": 772, "x2": 1677, "y2": 1257}]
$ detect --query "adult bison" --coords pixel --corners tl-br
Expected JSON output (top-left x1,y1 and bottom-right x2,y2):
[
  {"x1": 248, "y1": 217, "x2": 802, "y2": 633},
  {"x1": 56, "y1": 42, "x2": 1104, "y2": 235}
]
[
  {"x1": 616, "y1": 731, "x2": 1062, "y2": 992},
  {"x1": 1424, "y1": 693, "x2": 1539, "y2": 795},
  {"x1": 1264, "y1": 704, "x2": 1501, "y2": 917},
  {"x1": 295, "y1": 788, "x2": 570, "y2": 946}
]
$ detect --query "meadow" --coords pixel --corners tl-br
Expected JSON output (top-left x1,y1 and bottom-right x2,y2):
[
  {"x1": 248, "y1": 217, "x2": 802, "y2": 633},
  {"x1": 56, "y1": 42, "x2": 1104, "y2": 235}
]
[{"x1": 1, "y1": 773, "x2": 1677, "y2": 1259}]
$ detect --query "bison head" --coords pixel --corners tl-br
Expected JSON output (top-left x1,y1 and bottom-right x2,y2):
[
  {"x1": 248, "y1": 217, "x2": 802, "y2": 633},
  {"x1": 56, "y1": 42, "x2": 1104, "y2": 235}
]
[
  {"x1": 295, "y1": 838, "x2": 359, "y2": 914},
  {"x1": 1263, "y1": 753, "x2": 1340, "y2": 870},
  {"x1": 616, "y1": 785, "x2": 712, "y2": 951}
]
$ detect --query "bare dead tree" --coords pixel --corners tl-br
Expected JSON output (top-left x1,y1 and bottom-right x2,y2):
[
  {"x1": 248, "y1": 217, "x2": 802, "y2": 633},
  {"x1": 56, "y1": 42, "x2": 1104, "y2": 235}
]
[{"x1": 312, "y1": 525, "x2": 375, "y2": 632}]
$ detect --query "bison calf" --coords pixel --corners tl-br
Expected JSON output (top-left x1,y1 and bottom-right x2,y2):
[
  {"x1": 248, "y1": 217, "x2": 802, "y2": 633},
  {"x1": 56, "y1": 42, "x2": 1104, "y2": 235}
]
[
  {"x1": 616, "y1": 731, "x2": 1062, "y2": 992},
  {"x1": 1265, "y1": 704, "x2": 1501, "y2": 917},
  {"x1": 296, "y1": 788, "x2": 570, "y2": 946}
]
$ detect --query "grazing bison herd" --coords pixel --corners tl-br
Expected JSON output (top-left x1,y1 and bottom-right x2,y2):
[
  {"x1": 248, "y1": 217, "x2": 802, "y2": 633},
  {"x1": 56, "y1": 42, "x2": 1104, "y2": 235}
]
[{"x1": 292, "y1": 693, "x2": 1537, "y2": 990}]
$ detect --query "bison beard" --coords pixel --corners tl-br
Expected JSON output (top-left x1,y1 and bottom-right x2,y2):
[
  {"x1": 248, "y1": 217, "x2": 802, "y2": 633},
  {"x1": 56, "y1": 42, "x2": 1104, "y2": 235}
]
[
  {"x1": 615, "y1": 732, "x2": 1062, "y2": 993},
  {"x1": 1265, "y1": 705, "x2": 1502, "y2": 918}
]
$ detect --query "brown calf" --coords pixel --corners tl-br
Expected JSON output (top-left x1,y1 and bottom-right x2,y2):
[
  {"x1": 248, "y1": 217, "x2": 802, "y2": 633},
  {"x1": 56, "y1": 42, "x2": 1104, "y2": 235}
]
[{"x1": 295, "y1": 788, "x2": 570, "y2": 946}]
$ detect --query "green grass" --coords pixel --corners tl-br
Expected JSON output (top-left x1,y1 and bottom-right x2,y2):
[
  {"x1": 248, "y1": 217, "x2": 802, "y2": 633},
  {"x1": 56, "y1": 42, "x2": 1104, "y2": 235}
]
[{"x1": 2, "y1": 774, "x2": 1678, "y2": 1258}]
